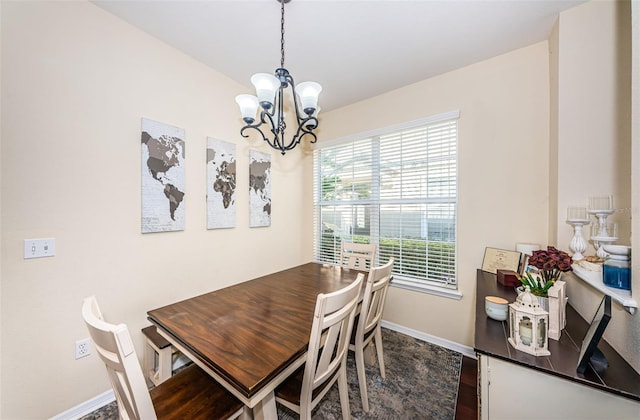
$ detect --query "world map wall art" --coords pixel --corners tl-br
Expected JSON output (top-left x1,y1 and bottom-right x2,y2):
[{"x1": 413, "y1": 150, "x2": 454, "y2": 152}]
[
  {"x1": 249, "y1": 149, "x2": 271, "y2": 227},
  {"x1": 207, "y1": 138, "x2": 236, "y2": 229},
  {"x1": 141, "y1": 118, "x2": 186, "y2": 233}
]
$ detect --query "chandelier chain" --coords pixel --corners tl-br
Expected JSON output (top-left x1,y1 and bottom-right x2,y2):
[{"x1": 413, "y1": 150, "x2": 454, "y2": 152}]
[{"x1": 280, "y1": 0, "x2": 285, "y2": 68}]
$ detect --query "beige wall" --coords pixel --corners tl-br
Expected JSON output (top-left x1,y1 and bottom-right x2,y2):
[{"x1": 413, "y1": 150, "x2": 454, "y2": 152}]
[
  {"x1": 318, "y1": 42, "x2": 552, "y2": 347},
  {"x1": 552, "y1": 0, "x2": 639, "y2": 373},
  {"x1": 0, "y1": 1, "x2": 311, "y2": 418},
  {"x1": 554, "y1": 0, "x2": 632, "y2": 249}
]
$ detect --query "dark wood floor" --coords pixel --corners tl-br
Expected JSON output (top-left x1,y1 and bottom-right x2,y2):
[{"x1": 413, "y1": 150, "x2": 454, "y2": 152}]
[{"x1": 455, "y1": 356, "x2": 478, "y2": 420}]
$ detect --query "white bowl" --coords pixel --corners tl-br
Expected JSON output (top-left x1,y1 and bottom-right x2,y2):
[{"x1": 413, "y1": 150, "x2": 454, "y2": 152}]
[
  {"x1": 485, "y1": 296, "x2": 509, "y2": 321},
  {"x1": 602, "y1": 244, "x2": 631, "y2": 256}
]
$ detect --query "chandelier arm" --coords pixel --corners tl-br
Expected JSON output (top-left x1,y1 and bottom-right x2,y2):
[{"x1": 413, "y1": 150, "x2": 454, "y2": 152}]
[
  {"x1": 287, "y1": 75, "x2": 309, "y2": 123},
  {"x1": 239, "y1": 110, "x2": 291, "y2": 154},
  {"x1": 300, "y1": 118, "x2": 319, "y2": 144},
  {"x1": 294, "y1": 119, "x2": 318, "y2": 144},
  {"x1": 239, "y1": 115, "x2": 316, "y2": 154},
  {"x1": 240, "y1": 123, "x2": 287, "y2": 155},
  {"x1": 284, "y1": 121, "x2": 318, "y2": 151},
  {"x1": 277, "y1": 84, "x2": 286, "y2": 128},
  {"x1": 262, "y1": 110, "x2": 284, "y2": 151}
]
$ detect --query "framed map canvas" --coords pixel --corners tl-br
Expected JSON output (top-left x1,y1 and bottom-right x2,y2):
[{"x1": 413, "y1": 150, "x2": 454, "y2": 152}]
[
  {"x1": 207, "y1": 138, "x2": 236, "y2": 229},
  {"x1": 141, "y1": 118, "x2": 185, "y2": 233},
  {"x1": 249, "y1": 149, "x2": 271, "y2": 227}
]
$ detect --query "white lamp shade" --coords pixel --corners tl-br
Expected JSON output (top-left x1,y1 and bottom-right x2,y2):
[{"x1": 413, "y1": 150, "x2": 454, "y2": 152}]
[
  {"x1": 251, "y1": 73, "x2": 280, "y2": 107},
  {"x1": 296, "y1": 81, "x2": 322, "y2": 112},
  {"x1": 235, "y1": 94, "x2": 259, "y2": 123}
]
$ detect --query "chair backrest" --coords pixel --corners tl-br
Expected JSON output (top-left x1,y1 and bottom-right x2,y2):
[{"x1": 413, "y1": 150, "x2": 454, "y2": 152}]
[
  {"x1": 299, "y1": 273, "x2": 364, "y2": 413},
  {"x1": 82, "y1": 296, "x2": 157, "y2": 420},
  {"x1": 340, "y1": 242, "x2": 376, "y2": 270},
  {"x1": 356, "y1": 258, "x2": 394, "y2": 343}
]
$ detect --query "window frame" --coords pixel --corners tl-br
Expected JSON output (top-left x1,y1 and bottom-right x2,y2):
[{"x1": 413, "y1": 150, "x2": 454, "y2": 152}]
[{"x1": 313, "y1": 111, "x2": 462, "y2": 300}]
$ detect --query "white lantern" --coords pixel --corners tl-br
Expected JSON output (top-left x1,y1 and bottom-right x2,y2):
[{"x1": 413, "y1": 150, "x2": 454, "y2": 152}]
[{"x1": 508, "y1": 286, "x2": 550, "y2": 356}]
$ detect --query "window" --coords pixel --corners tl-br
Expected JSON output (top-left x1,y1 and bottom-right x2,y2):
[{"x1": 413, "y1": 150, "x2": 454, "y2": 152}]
[{"x1": 313, "y1": 111, "x2": 459, "y2": 293}]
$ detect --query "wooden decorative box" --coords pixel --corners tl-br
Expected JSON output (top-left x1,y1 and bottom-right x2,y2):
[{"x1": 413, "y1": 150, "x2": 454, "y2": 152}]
[{"x1": 496, "y1": 269, "x2": 521, "y2": 287}]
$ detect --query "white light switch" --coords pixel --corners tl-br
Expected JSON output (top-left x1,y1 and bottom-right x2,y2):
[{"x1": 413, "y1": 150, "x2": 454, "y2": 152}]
[{"x1": 24, "y1": 238, "x2": 56, "y2": 259}]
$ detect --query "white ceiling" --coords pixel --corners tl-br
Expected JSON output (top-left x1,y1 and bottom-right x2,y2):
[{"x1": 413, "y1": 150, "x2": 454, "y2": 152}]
[{"x1": 92, "y1": 0, "x2": 587, "y2": 112}]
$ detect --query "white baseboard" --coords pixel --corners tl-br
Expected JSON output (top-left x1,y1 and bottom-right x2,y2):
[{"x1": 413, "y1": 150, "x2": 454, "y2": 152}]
[
  {"x1": 49, "y1": 389, "x2": 115, "y2": 420},
  {"x1": 381, "y1": 320, "x2": 476, "y2": 359},
  {"x1": 52, "y1": 324, "x2": 474, "y2": 419}
]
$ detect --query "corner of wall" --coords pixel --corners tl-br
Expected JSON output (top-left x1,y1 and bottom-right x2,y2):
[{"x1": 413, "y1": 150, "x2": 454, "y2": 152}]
[{"x1": 548, "y1": 18, "x2": 560, "y2": 246}]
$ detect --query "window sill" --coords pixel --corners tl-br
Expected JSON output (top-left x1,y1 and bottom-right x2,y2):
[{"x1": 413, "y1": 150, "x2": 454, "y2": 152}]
[
  {"x1": 391, "y1": 277, "x2": 462, "y2": 300},
  {"x1": 570, "y1": 263, "x2": 637, "y2": 315}
]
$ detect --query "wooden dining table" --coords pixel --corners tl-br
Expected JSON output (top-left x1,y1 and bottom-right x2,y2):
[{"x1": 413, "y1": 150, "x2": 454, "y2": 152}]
[{"x1": 147, "y1": 262, "x2": 364, "y2": 420}]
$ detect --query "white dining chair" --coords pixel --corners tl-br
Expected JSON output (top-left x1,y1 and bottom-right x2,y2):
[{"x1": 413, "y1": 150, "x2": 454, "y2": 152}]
[
  {"x1": 349, "y1": 258, "x2": 394, "y2": 412},
  {"x1": 339, "y1": 241, "x2": 376, "y2": 270},
  {"x1": 82, "y1": 296, "x2": 245, "y2": 420},
  {"x1": 275, "y1": 273, "x2": 364, "y2": 420}
]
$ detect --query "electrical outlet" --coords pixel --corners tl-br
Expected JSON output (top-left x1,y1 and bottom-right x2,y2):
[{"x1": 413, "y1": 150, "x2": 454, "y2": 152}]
[{"x1": 75, "y1": 338, "x2": 91, "y2": 359}]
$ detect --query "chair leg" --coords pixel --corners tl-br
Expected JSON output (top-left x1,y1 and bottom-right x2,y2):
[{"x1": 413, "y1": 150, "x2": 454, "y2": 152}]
[
  {"x1": 374, "y1": 326, "x2": 386, "y2": 379},
  {"x1": 354, "y1": 344, "x2": 370, "y2": 412},
  {"x1": 338, "y1": 365, "x2": 352, "y2": 419}
]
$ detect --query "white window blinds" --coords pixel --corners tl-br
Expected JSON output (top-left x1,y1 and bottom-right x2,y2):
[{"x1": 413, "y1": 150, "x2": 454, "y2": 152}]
[{"x1": 314, "y1": 114, "x2": 458, "y2": 290}]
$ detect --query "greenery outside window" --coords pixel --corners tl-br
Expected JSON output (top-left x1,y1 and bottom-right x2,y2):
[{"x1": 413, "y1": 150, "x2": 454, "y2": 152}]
[{"x1": 313, "y1": 111, "x2": 459, "y2": 293}]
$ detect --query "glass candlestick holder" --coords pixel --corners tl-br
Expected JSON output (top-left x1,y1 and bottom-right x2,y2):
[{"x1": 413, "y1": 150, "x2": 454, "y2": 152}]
[
  {"x1": 588, "y1": 208, "x2": 615, "y2": 237},
  {"x1": 567, "y1": 206, "x2": 587, "y2": 221},
  {"x1": 588, "y1": 195, "x2": 613, "y2": 212},
  {"x1": 587, "y1": 196, "x2": 616, "y2": 259},
  {"x1": 590, "y1": 221, "x2": 618, "y2": 259}
]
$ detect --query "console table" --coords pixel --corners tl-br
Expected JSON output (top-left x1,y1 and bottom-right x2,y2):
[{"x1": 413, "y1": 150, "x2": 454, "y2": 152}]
[{"x1": 474, "y1": 269, "x2": 640, "y2": 419}]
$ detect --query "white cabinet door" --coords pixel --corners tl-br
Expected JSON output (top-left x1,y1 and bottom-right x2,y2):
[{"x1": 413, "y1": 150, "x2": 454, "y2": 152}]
[{"x1": 479, "y1": 355, "x2": 640, "y2": 420}]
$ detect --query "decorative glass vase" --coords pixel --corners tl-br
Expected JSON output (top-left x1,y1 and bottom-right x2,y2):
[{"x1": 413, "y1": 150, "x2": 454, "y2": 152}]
[
  {"x1": 536, "y1": 295, "x2": 549, "y2": 312},
  {"x1": 516, "y1": 286, "x2": 551, "y2": 311}
]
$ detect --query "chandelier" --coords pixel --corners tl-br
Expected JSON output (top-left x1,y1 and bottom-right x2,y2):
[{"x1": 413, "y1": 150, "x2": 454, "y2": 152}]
[{"x1": 235, "y1": 0, "x2": 322, "y2": 155}]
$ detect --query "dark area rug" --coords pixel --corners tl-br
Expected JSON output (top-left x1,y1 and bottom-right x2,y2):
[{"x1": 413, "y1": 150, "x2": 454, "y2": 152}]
[{"x1": 81, "y1": 328, "x2": 462, "y2": 419}]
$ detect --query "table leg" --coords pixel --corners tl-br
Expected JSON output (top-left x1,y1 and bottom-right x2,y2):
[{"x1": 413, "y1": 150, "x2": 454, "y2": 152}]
[
  {"x1": 239, "y1": 405, "x2": 253, "y2": 420},
  {"x1": 252, "y1": 391, "x2": 278, "y2": 420}
]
